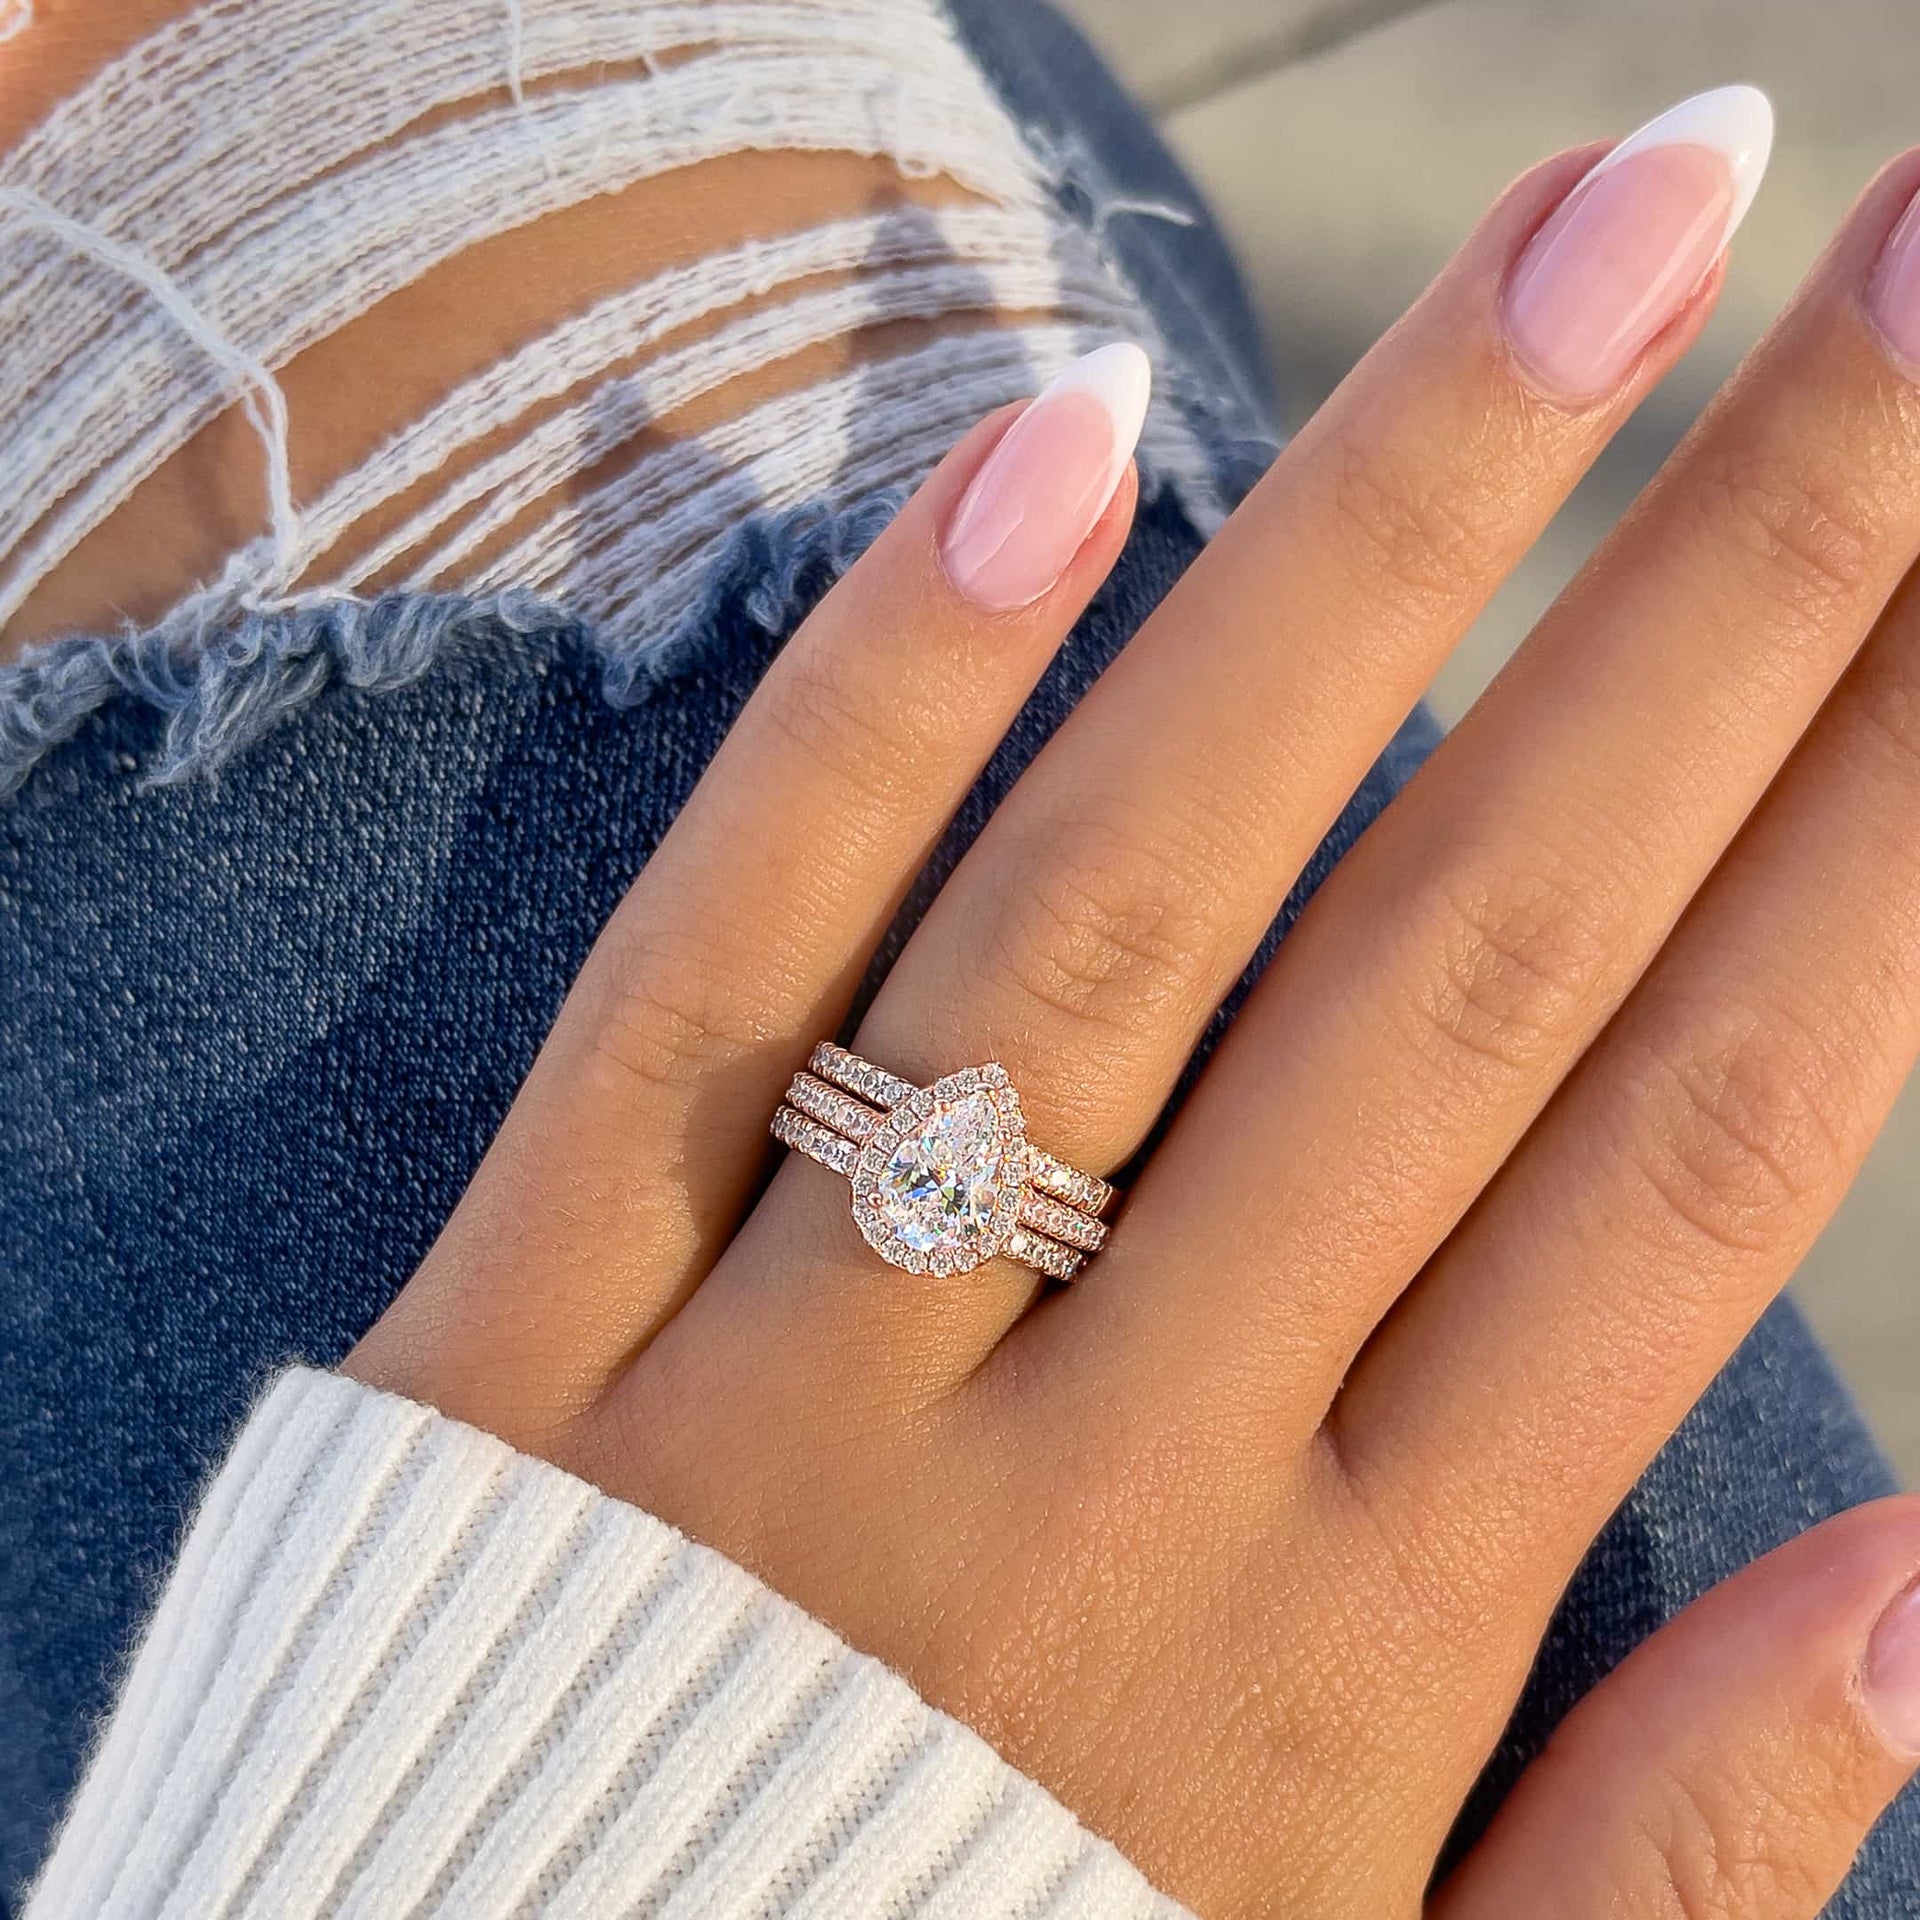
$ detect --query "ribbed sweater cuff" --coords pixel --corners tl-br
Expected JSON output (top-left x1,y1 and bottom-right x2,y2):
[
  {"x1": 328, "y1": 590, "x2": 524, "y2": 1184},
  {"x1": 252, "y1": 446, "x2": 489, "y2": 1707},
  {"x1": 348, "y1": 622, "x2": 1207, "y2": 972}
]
[{"x1": 28, "y1": 1368, "x2": 1185, "y2": 1919}]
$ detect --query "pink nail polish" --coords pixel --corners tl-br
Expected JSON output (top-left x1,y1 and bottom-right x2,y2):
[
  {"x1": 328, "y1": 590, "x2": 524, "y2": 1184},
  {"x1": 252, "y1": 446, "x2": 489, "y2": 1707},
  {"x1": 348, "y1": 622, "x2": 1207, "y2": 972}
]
[
  {"x1": 1502, "y1": 86, "x2": 1773, "y2": 406},
  {"x1": 1866, "y1": 188, "x2": 1920, "y2": 377},
  {"x1": 1864, "y1": 1576, "x2": 1920, "y2": 1756},
  {"x1": 940, "y1": 342, "x2": 1151, "y2": 612}
]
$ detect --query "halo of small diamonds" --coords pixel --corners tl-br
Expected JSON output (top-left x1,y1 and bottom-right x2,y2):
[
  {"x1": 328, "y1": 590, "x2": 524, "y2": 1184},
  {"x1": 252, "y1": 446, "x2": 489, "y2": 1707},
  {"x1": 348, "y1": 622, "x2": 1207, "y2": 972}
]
[{"x1": 849, "y1": 1065, "x2": 1029, "y2": 1276}]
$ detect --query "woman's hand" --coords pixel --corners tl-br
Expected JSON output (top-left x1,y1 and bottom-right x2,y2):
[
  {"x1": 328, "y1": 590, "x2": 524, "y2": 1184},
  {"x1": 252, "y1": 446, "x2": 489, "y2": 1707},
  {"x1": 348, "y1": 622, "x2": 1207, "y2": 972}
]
[{"x1": 347, "y1": 90, "x2": 1920, "y2": 1916}]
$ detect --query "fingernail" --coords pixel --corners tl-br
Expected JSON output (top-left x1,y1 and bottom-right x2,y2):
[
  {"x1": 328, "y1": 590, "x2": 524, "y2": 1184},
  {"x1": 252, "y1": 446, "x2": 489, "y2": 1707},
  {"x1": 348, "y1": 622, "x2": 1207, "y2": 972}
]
[
  {"x1": 1864, "y1": 1575, "x2": 1920, "y2": 1756},
  {"x1": 940, "y1": 342, "x2": 1151, "y2": 611},
  {"x1": 1865, "y1": 187, "x2": 1920, "y2": 377},
  {"x1": 1503, "y1": 84, "x2": 1774, "y2": 405}
]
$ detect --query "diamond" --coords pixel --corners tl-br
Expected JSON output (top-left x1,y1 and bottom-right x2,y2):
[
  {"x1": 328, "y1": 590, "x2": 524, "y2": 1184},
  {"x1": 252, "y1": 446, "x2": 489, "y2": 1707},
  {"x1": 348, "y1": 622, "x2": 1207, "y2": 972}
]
[
  {"x1": 877, "y1": 1092, "x2": 1003, "y2": 1250},
  {"x1": 849, "y1": 1069, "x2": 1027, "y2": 1274},
  {"x1": 1016, "y1": 1187, "x2": 1107, "y2": 1253},
  {"x1": 1026, "y1": 1148, "x2": 1114, "y2": 1217}
]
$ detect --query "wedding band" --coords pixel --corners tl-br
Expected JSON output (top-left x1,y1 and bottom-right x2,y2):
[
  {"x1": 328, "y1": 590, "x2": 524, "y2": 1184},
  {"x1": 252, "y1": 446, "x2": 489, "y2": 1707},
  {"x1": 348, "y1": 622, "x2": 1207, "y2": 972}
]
[{"x1": 769, "y1": 1042, "x2": 1114, "y2": 1281}]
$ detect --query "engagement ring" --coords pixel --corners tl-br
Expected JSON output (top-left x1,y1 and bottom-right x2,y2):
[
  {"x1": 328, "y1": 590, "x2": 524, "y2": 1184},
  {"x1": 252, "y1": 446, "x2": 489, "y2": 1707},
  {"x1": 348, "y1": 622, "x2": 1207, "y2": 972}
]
[{"x1": 770, "y1": 1043, "x2": 1114, "y2": 1280}]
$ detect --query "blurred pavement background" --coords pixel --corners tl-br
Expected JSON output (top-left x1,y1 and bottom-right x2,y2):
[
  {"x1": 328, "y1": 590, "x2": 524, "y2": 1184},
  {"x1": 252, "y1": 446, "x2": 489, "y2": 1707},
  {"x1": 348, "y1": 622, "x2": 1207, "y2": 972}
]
[{"x1": 1061, "y1": 0, "x2": 1920, "y2": 1481}]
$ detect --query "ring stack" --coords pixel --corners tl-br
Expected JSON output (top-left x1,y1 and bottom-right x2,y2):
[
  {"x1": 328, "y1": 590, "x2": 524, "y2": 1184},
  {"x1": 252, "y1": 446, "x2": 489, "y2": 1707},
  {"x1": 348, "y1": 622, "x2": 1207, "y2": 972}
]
[{"x1": 770, "y1": 1042, "x2": 1115, "y2": 1280}]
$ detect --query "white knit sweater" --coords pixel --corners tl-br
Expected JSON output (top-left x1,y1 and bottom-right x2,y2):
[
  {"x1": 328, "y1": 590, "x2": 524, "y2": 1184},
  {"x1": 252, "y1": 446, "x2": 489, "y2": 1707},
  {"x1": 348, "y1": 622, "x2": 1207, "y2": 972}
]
[{"x1": 25, "y1": 1369, "x2": 1185, "y2": 1918}]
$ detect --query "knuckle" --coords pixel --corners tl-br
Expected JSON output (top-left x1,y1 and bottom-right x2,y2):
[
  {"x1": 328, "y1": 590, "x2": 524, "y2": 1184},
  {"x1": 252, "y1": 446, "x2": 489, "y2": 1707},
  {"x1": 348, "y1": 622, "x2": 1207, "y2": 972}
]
[
  {"x1": 986, "y1": 818, "x2": 1228, "y2": 1050},
  {"x1": 756, "y1": 640, "x2": 921, "y2": 805},
  {"x1": 584, "y1": 918, "x2": 766, "y2": 1101},
  {"x1": 1621, "y1": 1003, "x2": 1850, "y2": 1262},
  {"x1": 1402, "y1": 860, "x2": 1621, "y2": 1078},
  {"x1": 1325, "y1": 437, "x2": 1502, "y2": 613},
  {"x1": 1683, "y1": 446, "x2": 1880, "y2": 618}
]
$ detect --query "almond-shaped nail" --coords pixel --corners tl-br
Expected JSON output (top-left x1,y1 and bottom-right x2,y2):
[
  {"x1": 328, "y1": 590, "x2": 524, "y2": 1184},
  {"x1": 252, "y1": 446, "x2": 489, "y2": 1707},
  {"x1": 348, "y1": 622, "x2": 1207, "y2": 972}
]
[
  {"x1": 1503, "y1": 84, "x2": 1774, "y2": 406},
  {"x1": 940, "y1": 342, "x2": 1151, "y2": 611},
  {"x1": 1866, "y1": 187, "x2": 1920, "y2": 378},
  {"x1": 1864, "y1": 1575, "x2": 1920, "y2": 1757}
]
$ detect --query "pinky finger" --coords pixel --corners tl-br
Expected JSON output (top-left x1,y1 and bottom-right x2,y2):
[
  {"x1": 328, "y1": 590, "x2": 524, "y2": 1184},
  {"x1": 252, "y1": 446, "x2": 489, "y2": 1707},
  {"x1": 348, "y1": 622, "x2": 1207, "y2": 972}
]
[{"x1": 1433, "y1": 1499, "x2": 1920, "y2": 1920}]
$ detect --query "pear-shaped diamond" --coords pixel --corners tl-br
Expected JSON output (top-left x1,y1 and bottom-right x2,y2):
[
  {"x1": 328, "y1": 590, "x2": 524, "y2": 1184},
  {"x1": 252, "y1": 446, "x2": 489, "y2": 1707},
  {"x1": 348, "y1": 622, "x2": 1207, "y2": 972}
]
[
  {"x1": 850, "y1": 1066, "x2": 1027, "y2": 1274},
  {"x1": 875, "y1": 1091, "x2": 1005, "y2": 1253}
]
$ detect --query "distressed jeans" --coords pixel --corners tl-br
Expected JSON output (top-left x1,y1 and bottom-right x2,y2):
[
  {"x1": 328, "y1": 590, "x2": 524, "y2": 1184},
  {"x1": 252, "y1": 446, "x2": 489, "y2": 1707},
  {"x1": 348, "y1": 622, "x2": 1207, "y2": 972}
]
[{"x1": 1, "y1": 2, "x2": 1916, "y2": 1909}]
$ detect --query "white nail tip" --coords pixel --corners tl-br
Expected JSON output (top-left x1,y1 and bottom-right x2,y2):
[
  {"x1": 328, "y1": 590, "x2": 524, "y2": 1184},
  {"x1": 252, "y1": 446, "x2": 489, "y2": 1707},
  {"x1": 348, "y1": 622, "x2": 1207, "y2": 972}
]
[
  {"x1": 1039, "y1": 341, "x2": 1152, "y2": 508},
  {"x1": 1586, "y1": 84, "x2": 1775, "y2": 245}
]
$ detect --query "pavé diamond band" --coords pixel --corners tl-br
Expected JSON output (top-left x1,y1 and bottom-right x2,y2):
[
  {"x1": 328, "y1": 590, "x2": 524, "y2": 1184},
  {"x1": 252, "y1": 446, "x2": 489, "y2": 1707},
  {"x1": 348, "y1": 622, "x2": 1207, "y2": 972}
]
[{"x1": 769, "y1": 1042, "x2": 1114, "y2": 1281}]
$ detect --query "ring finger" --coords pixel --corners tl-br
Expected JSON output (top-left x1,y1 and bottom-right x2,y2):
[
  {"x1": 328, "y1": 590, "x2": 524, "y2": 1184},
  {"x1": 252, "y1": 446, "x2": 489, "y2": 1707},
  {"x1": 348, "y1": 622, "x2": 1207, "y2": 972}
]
[{"x1": 348, "y1": 355, "x2": 1148, "y2": 1434}]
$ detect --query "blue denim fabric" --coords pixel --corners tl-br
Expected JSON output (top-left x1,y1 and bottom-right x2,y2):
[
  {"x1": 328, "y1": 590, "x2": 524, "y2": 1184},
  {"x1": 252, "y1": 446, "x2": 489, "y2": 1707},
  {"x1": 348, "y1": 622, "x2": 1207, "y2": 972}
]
[
  {"x1": 1, "y1": 4, "x2": 1916, "y2": 1912},
  {"x1": 944, "y1": 0, "x2": 1282, "y2": 454}
]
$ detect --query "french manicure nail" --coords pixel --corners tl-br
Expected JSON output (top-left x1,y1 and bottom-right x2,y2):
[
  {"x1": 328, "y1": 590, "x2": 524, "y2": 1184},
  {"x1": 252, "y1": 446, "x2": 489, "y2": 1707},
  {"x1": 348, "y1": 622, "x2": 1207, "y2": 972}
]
[
  {"x1": 1503, "y1": 84, "x2": 1774, "y2": 405},
  {"x1": 1864, "y1": 1575, "x2": 1920, "y2": 1756},
  {"x1": 1865, "y1": 187, "x2": 1920, "y2": 377},
  {"x1": 940, "y1": 342, "x2": 1151, "y2": 611}
]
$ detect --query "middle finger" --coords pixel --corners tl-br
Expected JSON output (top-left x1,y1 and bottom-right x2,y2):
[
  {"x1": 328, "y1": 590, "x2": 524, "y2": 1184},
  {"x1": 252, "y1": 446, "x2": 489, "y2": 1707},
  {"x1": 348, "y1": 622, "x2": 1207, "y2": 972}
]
[{"x1": 1069, "y1": 145, "x2": 1920, "y2": 1437}]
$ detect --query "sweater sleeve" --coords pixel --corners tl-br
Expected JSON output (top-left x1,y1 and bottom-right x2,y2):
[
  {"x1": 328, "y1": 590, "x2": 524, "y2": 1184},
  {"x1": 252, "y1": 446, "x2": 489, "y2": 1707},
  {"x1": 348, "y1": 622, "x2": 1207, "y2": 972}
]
[{"x1": 25, "y1": 1369, "x2": 1186, "y2": 1920}]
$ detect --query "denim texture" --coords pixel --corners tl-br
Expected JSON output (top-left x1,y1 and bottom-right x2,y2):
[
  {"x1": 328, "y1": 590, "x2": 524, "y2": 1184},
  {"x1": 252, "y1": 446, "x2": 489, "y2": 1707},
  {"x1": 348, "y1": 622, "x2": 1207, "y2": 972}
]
[
  {"x1": 1, "y1": 2, "x2": 1917, "y2": 1911},
  {"x1": 0, "y1": 491, "x2": 1429, "y2": 1896},
  {"x1": 944, "y1": 0, "x2": 1282, "y2": 451}
]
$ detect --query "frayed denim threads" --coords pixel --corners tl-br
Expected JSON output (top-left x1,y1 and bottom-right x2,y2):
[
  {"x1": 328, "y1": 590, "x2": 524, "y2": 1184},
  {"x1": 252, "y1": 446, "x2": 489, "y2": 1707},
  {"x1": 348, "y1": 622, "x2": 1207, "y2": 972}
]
[{"x1": 0, "y1": 488, "x2": 919, "y2": 795}]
